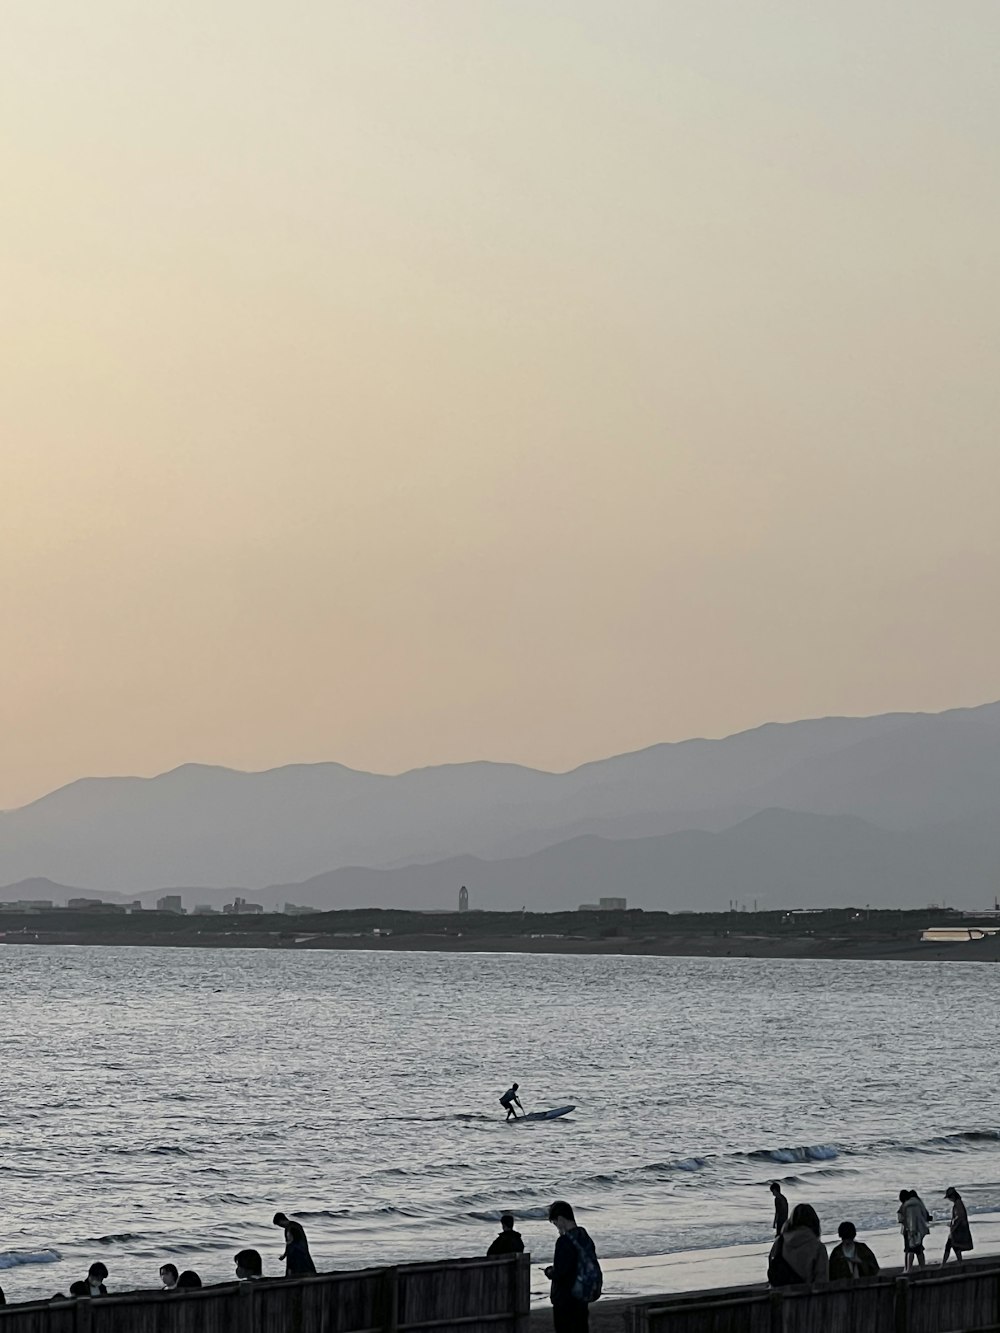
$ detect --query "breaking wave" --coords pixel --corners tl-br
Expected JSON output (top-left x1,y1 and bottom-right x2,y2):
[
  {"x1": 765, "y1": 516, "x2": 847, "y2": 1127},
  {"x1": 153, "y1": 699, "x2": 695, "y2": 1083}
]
[{"x1": 0, "y1": 1250, "x2": 61, "y2": 1272}]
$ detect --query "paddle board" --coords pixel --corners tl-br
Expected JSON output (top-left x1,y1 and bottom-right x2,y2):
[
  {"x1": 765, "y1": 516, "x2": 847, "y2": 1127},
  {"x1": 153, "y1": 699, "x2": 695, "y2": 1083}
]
[{"x1": 518, "y1": 1105, "x2": 575, "y2": 1121}]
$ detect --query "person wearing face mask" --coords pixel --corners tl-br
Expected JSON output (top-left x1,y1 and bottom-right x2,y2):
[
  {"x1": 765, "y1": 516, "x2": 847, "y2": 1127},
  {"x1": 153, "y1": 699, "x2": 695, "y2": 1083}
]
[
  {"x1": 828, "y1": 1222, "x2": 879, "y2": 1280},
  {"x1": 235, "y1": 1249, "x2": 264, "y2": 1281},
  {"x1": 84, "y1": 1263, "x2": 109, "y2": 1296}
]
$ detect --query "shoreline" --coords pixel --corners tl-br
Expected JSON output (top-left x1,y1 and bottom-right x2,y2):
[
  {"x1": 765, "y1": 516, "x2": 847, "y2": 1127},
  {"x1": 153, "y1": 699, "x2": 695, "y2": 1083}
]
[{"x1": 2, "y1": 929, "x2": 999, "y2": 962}]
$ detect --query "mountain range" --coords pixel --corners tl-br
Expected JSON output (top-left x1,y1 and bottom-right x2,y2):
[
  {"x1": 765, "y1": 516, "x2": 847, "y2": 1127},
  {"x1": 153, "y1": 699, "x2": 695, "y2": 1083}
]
[{"x1": 2, "y1": 700, "x2": 999, "y2": 911}]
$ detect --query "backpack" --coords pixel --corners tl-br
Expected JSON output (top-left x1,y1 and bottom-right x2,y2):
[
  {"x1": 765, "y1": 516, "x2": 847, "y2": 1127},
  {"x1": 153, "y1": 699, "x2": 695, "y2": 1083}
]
[{"x1": 569, "y1": 1230, "x2": 603, "y2": 1303}]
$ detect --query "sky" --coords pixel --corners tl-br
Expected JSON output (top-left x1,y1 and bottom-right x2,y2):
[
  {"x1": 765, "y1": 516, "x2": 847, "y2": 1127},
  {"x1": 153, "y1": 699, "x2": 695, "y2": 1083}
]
[{"x1": 2, "y1": 1, "x2": 999, "y2": 809}]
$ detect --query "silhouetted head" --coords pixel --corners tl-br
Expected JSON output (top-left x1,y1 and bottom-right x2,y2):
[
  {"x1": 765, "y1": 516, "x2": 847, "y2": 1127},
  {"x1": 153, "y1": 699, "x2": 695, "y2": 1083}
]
[
  {"x1": 770, "y1": 1182, "x2": 782, "y2": 1196},
  {"x1": 838, "y1": 1222, "x2": 857, "y2": 1241},
  {"x1": 176, "y1": 1271, "x2": 202, "y2": 1290},
  {"x1": 88, "y1": 1264, "x2": 108, "y2": 1282},
  {"x1": 500, "y1": 1214, "x2": 514, "y2": 1231},
  {"x1": 160, "y1": 1264, "x2": 179, "y2": 1289},
  {"x1": 788, "y1": 1204, "x2": 821, "y2": 1237},
  {"x1": 234, "y1": 1250, "x2": 263, "y2": 1280},
  {"x1": 273, "y1": 1213, "x2": 289, "y2": 1227},
  {"x1": 945, "y1": 1187, "x2": 961, "y2": 1202},
  {"x1": 512, "y1": 1083, "x2": 519, "y2": 1091},
  {"x1": 899, "y1": 1190, "x2": 911, "y2": 1203},
  {"x1": 548, "y1": 1200, "x2": 576, "y2": 1233}
]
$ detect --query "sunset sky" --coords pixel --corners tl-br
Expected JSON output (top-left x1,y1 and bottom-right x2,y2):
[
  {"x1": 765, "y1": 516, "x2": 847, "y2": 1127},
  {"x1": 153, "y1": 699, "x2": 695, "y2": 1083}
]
[{"x1": 2, "y1": 1, "x2": 998, "y2": 809}]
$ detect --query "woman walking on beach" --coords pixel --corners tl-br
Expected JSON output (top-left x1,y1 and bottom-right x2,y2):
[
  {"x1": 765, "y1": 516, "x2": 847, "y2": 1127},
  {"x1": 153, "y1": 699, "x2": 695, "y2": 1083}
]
[
  {"x1": 942, "y1": 1188, "x2": 974, "y2": 1263},
  {"x1": 897, "y1": 1190, "x2": 932, "y2": 1272},
  {"x1": 767, "y1": 1203, "x2": 828, "y2": 1286}
]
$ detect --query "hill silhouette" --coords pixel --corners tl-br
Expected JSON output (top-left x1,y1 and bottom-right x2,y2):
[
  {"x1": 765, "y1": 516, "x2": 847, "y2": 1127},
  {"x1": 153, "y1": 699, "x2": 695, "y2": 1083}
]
[{"x1": 0, "y1": 700, "x2": 998, "y2": 907}]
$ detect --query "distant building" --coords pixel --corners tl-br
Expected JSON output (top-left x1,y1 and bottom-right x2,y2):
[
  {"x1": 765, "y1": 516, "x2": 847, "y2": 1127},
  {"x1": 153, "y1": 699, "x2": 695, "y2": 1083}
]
[
  {"x1": 0, "y1": 899, "x2": 55, "y2": 912},
  {"x1": 283, "y1": 903, "x2": 320, "y2": 915},
  {"x1": 156, "y1": 895, "x2": 185, "y2": 914},
  {"x1": 598, "y1": 897, "x2": 627, "y2": 911},
  {"x1": 223, "y1": 896, "x2": 264, "y2": 915},
  {"x1": 459, "y1": 885, "x2": 469, "y2": 913},
  {"x1": 193, "y1": 904, "x2": 220, "y2": 915},
  {"x1": 67, "y1": 897, "x2": 107, "y2": 910}
]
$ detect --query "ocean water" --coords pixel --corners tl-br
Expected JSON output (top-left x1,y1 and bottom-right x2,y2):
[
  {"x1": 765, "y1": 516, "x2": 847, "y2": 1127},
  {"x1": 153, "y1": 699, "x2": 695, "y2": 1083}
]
[{"x1": 2, "y1": 945, "x2": 1000, "y2": 1304}]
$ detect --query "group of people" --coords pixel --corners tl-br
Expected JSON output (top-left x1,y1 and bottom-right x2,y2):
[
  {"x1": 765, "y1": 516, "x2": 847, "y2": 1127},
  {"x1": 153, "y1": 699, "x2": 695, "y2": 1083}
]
[
  {"x1": 768, "y1": 1182, "x2": 975, "y2": 1286},
  {"x1": 485, "y1": 1202, "x2": 600, "y2": 1333},
  {"x1": 0, "y1": 1212, "x2": 316, "y2": 1307}
]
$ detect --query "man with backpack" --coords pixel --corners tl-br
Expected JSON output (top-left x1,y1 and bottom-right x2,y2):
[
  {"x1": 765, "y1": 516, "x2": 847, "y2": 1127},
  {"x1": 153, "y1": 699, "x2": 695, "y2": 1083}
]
[{"x1": 544, "y1": 1200, "x2": 602, "y2": 1333}]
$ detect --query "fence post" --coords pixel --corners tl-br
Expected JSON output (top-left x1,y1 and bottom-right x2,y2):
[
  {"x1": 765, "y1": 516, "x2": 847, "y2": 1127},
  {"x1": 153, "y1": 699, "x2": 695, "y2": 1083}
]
[
  {"x1": 382, "y1": 1266, "x2": 399, "y2": 1333},
  {"x1": 240, "y1": 1279, "x2": 261, "y2": 1333},
  {"x1": 893, "y1": 1277, "x2": 909, "y2": 1333},
  {"x1": 512, "y1": 1255, "x2": 530, "y2": 1333},
  {"x1": 74, "y1": 1297, "x2": 91, "y2": 1333},
  {"x1": 768, "y1": 1288, "x2": 783, "y2": 1333}
]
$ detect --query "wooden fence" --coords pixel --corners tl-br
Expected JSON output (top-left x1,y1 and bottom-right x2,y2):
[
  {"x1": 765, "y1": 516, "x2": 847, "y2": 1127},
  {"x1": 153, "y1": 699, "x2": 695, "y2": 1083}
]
[
  {"x1": 629, "y1": 1259, "x2": 1000, "y2": 1333},
  {"x1": 0, "y1": 1254, "x2": 530, "y2": 1333}
]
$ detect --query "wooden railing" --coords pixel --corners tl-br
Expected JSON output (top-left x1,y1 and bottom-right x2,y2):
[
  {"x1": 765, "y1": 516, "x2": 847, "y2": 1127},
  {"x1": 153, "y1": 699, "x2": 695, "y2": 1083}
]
[
  {"x1": 0, "y1": 1253, "x2": 530, "y2": 1333},
  {"x1": 628, "y1": 1259, "x2": 1000, "y2": 1333}
]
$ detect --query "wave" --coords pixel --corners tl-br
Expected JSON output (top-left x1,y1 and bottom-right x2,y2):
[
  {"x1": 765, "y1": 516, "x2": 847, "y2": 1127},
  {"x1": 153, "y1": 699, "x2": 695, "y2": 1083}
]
[
  {"x1": 0, "y1": 1249, "x2": 61, "y2": 1271},
  {"x1": 746, "y1": 1144, "x2": 839, "y2": 1164}
]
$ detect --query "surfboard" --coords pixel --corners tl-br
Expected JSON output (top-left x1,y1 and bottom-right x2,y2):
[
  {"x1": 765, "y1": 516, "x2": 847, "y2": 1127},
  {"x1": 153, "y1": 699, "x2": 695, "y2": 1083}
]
[{"x1": 518, "y1": 1105, "x2": 575, "y2": 1121}]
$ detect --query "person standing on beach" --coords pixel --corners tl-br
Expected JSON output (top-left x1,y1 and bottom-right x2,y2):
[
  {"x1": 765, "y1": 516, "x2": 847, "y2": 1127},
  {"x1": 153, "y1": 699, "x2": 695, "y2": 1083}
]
[
  {"x1": 942, "y1": 1188, "x2": 974, "y2": 1263},
  {"x1": 487, "y1": 1213, "x2": 525, "y2": 1256},
  {"x1": 544, "y1": 1200, "x2": 602, "y2": 1333},
  {"x1": 897, "y1": 1190, "x2": 932, "y2": 1271},
  {"x1": 273, "y1": 1212, "x2": 317, "y2": 1276},
  {"x1": 770, "y1": 1183, "x2": 789, "y2": 1235},
  {"x1": 500, "y1": 1083, "x2": 523, "y2": 1120}
]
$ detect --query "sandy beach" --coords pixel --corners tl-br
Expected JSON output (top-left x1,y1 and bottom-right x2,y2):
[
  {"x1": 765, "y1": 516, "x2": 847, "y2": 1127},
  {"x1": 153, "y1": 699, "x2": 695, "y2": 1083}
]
[{"x1": 526, "y1": 1214, "x2": 1000, "y2": 1332}]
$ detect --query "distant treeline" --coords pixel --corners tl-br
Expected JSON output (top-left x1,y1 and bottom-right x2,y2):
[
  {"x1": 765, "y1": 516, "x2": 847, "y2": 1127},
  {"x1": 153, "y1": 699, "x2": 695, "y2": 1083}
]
[{"x1": 0, "y1": 903, "x2": 980, "y2": 941}]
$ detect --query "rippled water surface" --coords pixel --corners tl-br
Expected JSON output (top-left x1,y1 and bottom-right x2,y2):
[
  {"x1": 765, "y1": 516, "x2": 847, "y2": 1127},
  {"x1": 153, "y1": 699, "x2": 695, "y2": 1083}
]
[{"x1": 3, "y1": 945, "x2": 1000, "y2": 1301}]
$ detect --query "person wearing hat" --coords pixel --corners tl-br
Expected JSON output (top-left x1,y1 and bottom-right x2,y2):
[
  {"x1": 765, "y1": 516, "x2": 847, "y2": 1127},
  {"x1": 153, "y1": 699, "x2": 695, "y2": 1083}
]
[{"x1": 942, "y1": 1188, "x2": 974, "y2": 1263}]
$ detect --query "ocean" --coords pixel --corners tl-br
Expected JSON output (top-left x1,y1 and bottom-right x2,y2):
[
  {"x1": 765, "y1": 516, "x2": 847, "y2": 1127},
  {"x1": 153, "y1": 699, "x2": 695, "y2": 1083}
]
[{"x1": 2, "y1": 945, "x2": 999, "y2": 1303}]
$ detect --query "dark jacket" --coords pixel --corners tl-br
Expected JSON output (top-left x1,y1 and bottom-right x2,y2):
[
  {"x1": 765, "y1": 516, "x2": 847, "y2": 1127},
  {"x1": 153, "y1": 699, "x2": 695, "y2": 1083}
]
[
  {"x1": 549, "y1": 1227, "x2": 594, "y2": 1307},
  {"x1": 284, "y1": 1241, "x2": 316, "y2": 1277},
  {"x1": 488, "y1": 1229, "x2": 524, "y2": 1256},
  {"x1": 829, "y1": 1241, "x2": 879, "y2": 1281},
  {"x1": 773, "y1": 1194, "x2": 789, "y2": 1234}
]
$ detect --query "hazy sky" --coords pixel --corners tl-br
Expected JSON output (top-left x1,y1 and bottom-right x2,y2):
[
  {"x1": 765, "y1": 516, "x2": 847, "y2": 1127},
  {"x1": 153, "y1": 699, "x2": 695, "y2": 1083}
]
[{"x1": 3, "y1": 1, "x2": 999, "y2": 809}]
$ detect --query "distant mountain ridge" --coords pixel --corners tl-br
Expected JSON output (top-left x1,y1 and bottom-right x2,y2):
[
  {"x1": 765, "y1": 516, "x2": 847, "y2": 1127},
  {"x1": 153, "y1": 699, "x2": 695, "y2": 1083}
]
[{"x1": 1, "y1": 700, "x2": 998, "y2": 907}]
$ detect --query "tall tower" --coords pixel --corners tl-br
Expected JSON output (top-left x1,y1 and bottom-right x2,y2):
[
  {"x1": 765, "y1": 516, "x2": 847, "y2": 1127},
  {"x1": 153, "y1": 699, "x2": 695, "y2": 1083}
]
[{"x1": 459, "y1": 885, "x2": 469, "y2": 913}]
